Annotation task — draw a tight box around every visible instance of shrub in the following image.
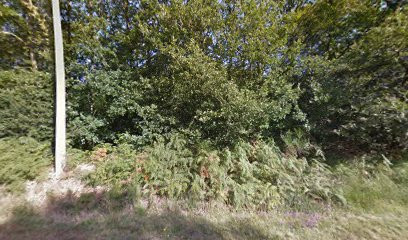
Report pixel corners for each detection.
[0,70,53,140]
[87,135,342,210]
[86,144,137,187]
[0,137,51,192]
[68,70,174,149]
[222,141,341,209]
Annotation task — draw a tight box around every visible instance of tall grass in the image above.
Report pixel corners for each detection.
[336,157,408,213]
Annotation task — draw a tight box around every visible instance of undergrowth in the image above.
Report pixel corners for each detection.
[86,135,344,210]
[1,134,406,214]
[0,137,51,192]
[84,134,408,212]
[336,156,408,213]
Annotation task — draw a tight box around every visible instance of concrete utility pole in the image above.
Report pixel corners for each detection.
[52,0,66,178]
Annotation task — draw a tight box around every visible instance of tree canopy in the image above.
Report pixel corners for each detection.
[1,0,407,153]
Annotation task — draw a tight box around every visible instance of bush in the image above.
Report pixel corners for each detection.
[68,70,174,149]
[87,135,342,210]
[0,137,52,192]
[0,70,53,140]
[144,42,276,146]
[85,144,137,187]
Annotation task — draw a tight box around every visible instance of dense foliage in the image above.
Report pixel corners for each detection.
[0,0,407,206]
[0,70,53,140]
[86,135,342,209]
[1,0,407,151]
[0,137,51,192]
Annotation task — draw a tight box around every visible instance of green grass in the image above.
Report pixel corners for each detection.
[336,160,408,214]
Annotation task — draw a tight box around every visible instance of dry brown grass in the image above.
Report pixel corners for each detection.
[1,189,407,240]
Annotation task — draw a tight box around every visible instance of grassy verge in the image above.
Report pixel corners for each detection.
[0,192,407,240]
[0,137,407,239]
[1,161,407,240]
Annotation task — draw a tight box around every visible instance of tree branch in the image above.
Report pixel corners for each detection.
[0,31,24,42]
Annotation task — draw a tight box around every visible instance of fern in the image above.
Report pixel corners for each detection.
[87,135,342,210]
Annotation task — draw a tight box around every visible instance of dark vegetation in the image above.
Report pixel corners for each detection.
[0,0,407,220]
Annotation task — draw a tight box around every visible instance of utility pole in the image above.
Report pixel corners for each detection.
[52,0,66,178]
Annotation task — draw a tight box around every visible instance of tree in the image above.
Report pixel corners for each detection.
[0,0,50,70]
